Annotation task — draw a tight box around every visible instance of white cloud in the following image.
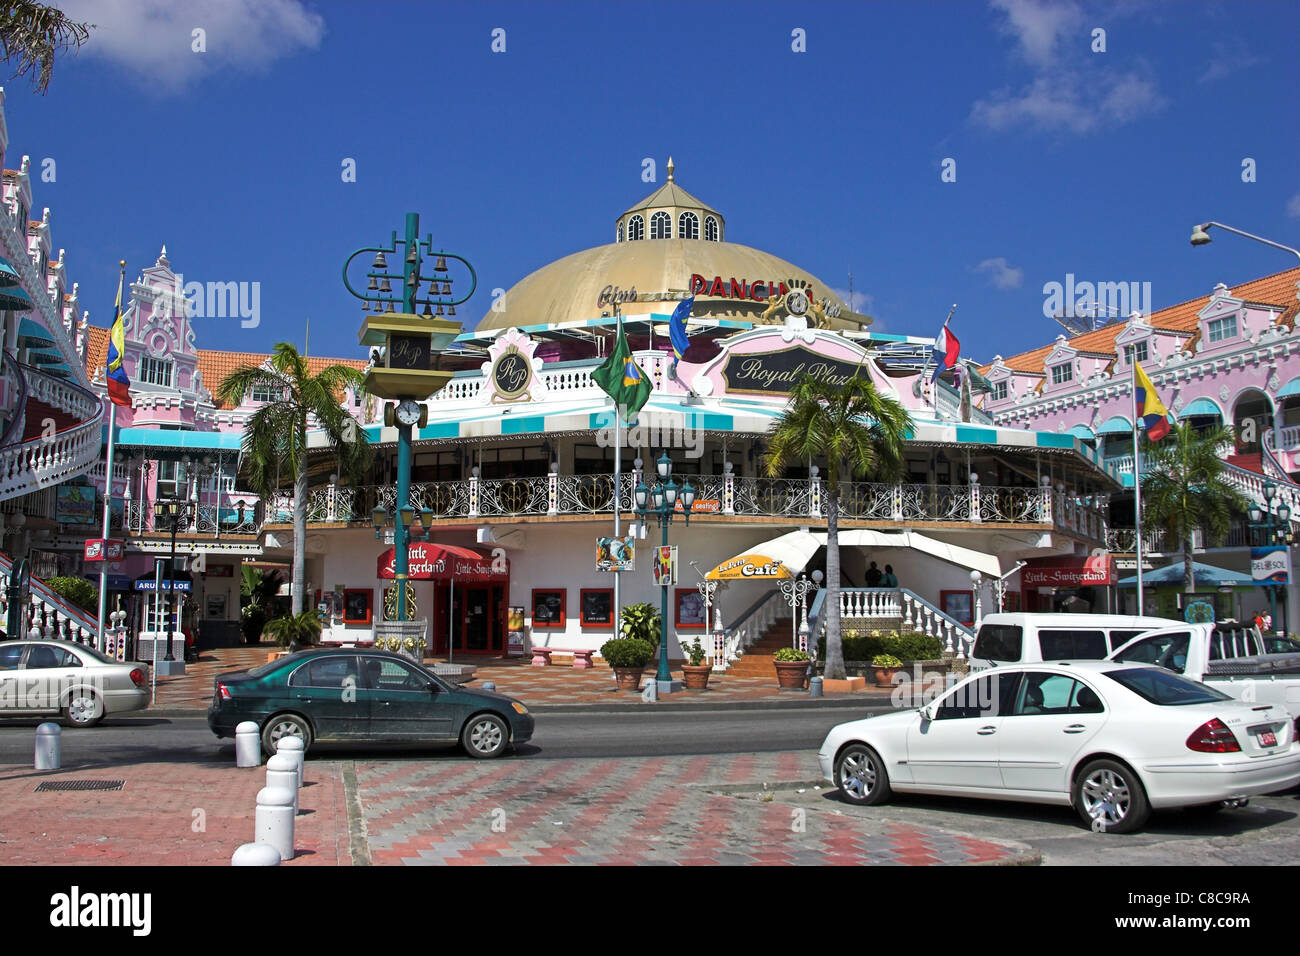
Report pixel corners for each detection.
[830,287,875,315]
[989,0,1084,68]
[972,257,1024,290]
[1199,38,1265,85]
[972,1,1165,134]
[1287,193,1300,219]
[61,0,325,89]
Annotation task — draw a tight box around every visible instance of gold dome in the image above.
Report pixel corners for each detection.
[477,159,865,332]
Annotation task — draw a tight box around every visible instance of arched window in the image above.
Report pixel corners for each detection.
[678,211,699,240]
[704,216,719,242]
[650,211,671,239]
[616,222,624,243]
[627,215,645,241]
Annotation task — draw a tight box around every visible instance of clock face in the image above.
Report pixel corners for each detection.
[396,400,422,426]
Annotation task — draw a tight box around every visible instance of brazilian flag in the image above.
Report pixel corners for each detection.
[592,322,651,420]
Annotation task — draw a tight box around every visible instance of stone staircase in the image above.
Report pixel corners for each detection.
[723,616,795,677]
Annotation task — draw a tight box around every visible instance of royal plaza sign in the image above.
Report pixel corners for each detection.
[723,346,866,395]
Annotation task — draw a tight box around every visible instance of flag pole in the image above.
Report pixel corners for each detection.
[612,302,623,634]
[96,260,126,650]
[1132,360,1144,616]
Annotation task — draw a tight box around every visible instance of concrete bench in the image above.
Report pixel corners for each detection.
[530,647,595,669]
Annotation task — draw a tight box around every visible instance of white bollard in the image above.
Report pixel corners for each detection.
[255,786,295,862]
[266,754,299,816]
[35,722,61,770]
[235,722,261,768]
[231,842,281,866]
[276,734,304,788]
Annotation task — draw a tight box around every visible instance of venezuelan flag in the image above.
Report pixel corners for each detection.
[1134,362,1170,441]
[106,269,131,407]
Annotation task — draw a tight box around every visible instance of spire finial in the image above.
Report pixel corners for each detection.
[666,156,674,182]
[157,244,169,268]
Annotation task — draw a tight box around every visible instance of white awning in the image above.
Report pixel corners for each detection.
[823,530,1002,577]
[706,529,1002,580]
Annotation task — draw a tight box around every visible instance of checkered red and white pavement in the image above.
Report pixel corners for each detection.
[354,752,1032,866]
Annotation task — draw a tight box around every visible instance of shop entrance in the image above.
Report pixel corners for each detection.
[434,583,506,655]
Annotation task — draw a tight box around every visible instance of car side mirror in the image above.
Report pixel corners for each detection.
[920,702,937,722]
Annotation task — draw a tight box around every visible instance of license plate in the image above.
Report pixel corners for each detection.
[1260,731,1277,747]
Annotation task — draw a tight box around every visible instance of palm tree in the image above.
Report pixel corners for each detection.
[0,2,92,94]
[216,342,369,618]
[765,374,910,680]
[1141,422,1250,593]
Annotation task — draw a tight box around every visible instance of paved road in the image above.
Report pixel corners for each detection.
[0,706,868,766]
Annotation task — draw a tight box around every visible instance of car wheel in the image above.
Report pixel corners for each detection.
[1074,759,1150,834]
[834,743,891,806]
[64,690,103,728]
[261,714,313,756]
[462,713,509,759]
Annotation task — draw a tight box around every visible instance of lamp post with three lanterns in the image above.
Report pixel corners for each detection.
[1248,481,1293,637]
[634,453,696,692]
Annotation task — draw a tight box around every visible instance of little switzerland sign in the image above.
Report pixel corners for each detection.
[722,346,866,395]
[376,543,508,581]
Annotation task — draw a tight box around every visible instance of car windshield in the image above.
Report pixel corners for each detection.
[1103,667,1231,706]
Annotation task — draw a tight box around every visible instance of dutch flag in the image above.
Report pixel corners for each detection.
[930,321,960,383]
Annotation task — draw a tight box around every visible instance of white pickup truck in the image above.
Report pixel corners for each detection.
[1109,623,1300,717]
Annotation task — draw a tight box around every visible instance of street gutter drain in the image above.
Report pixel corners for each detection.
[35,780,125,792]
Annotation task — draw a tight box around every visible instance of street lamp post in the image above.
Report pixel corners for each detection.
[152,498,193,663]
[344,214,475,630]
[1190,222,1300,268]
[1248,481,1293,636]
[634,453,696,691]
[779,572,820,652]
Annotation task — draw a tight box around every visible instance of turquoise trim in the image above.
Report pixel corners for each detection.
[502,415,546,435]
[1036,432,1075,449]
[417,422,459,439]
[1097,416,1131,435]
[954,426,998,444]
[117,428,244,450]
[1180,397,1223,418]
[1277,377,1300,399]
[1065,424,1095,440]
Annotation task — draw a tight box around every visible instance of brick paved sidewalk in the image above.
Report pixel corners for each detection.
[149,648,893,711]
[356,752,1036,866]
[0,757,350,866]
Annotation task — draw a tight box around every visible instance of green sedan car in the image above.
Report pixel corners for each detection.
[207,649,533,758]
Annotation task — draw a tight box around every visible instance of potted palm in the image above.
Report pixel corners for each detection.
[601,637,655,691]
[619,602,661,652]
[679,637,711,690]
[872,653,903,689]
[773,646,811,689]
[263,610,323,654]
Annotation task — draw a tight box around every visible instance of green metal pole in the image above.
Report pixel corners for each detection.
[394,212,419,623]
[657,515,670,683]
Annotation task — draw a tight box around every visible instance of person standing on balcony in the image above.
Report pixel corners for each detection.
[865,562,883,587]
[882,564,898,588]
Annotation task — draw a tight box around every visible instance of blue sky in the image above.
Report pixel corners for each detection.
[7,0,1299,363]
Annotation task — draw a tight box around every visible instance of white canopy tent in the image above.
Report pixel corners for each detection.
[705,529,1002,580]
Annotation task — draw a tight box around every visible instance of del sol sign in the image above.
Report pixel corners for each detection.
[722,346,866,395]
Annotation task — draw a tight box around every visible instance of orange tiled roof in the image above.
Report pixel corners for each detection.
[989,266,1300,375]
[80,325,366,410]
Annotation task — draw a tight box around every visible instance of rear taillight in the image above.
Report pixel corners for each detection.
[1187,718,1241,753]
[217,683,232,701]
[129,668,146,688]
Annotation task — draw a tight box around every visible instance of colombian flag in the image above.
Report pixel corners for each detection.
[1134,362,1170,441]
[106,270,131,407]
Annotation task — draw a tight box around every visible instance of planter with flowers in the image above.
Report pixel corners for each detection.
[679,637,711,690]
[773,646,811,689]
[873,653,904,689]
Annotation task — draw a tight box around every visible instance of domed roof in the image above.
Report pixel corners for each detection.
[477,159,863,332]
[476,238,855,331]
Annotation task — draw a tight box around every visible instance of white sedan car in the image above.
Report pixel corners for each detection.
[818,660,1300,833]
[0,639,150,726]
